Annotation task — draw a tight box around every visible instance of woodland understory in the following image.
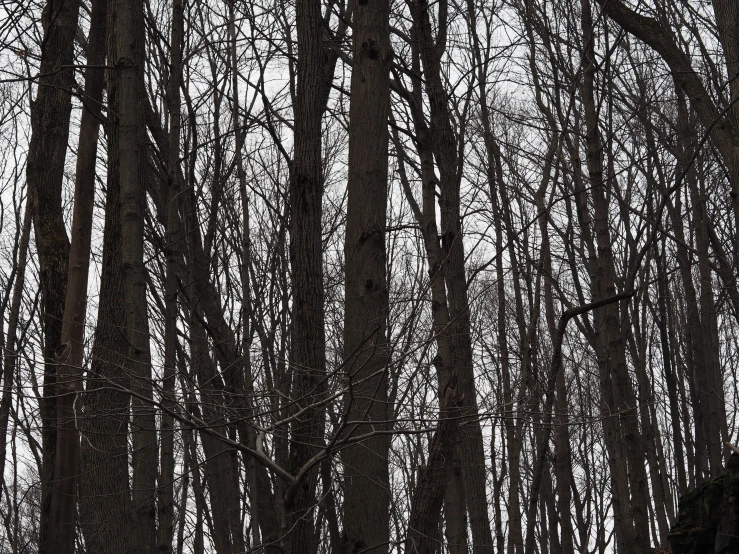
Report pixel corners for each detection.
[0,0,738,552]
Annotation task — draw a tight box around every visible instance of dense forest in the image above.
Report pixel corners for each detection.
[0,0,737,551]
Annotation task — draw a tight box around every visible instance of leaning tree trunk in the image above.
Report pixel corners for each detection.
[410,0,494,551]
[394,84,466,554]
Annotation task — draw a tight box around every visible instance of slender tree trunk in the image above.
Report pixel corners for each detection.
[671,88,713,481]
[78,22,134,548]
[25,0,79,548]
[158,0,184,548]
[227,4,261,551]
[580,2,650,551]
[404,385,461,554]
[286,0,325,550]
[410,0,493,551]
[47,0,108,548]
[188,313,242,554]
[655,240,688,496]
[115,0,158,546]
[690,164,728,474]
[629,297,670,544]
[0,201,32,484]
[394,85,465,554]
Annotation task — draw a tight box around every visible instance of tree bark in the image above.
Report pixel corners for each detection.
[409,0,494,551]
[580,2,650,551]
[340,0,393,549]
[158,0,184,548]
[404,385,461,554]
[25,0,79,548]
[47,0,108,548]
[115,0,158,546]
[78,21,135,548]
[286,0,326,550]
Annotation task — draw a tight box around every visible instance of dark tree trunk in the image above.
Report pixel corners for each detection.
[580,2,650,551]
[25,0,79,549]
[286,0,326,550]
[114,0,158,547]
[78,19,135,548]
[48,0,108,549]
[158,0,184,547]
[340,0,393,549]
[409,0,494,551]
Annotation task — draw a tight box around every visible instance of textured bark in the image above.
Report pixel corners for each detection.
[340,0,392,550]
[78,29,135,549]
[286,0,325,550]
[25,0,79,549]
[78,158,135,554]
[115,0,158,546]
[444,453,469,554]
[404,386,461,554]
[47,0,108,548]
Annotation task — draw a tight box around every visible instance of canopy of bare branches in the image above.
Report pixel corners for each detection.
[0,0,737,552]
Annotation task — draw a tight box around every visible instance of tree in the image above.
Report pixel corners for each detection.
[3,0,739,552]
[340,0,393,549]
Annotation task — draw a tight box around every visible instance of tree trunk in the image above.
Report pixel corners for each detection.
[286,0,326,550]
[404,385,461,554]
[340,0,393,550]
[115,0,158,546]
[25,0,79,548]
[580,2,650,551]
[410,0,493,551]
[0,201,33,485]
[48,0,108,548]
[690,163,728,474]
[78,26,135,548]
[157,0,184,548]
[655,240,688,496]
